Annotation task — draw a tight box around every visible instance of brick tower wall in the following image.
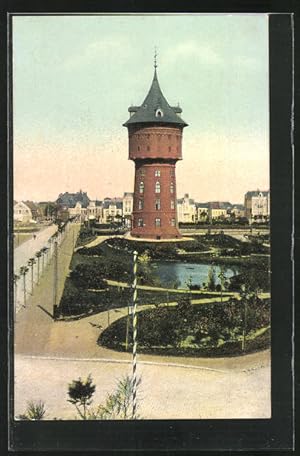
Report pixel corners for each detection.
[128,124,183,239]
[128,126,182,161]
[131,162,180,239]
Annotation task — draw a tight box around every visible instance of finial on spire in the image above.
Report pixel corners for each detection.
[154,46,158,69]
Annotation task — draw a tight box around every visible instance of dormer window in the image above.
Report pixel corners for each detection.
[155,108,163,117]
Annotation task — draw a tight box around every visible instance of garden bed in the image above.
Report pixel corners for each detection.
[98,298,270,357]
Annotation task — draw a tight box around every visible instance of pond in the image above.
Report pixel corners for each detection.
[151,261,237,289]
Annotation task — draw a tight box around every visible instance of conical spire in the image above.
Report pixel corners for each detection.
[123,63,187,127]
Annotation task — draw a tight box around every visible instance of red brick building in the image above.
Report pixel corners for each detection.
[123,65,188,239]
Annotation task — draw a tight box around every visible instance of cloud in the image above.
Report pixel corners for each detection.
[165,40,222,66]
[63,36,130,70]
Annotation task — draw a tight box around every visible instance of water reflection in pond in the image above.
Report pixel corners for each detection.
[151,261,237,289]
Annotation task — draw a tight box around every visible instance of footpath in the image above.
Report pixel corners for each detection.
[14,223,80,355]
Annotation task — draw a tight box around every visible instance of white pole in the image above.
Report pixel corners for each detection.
[132,250,138,419]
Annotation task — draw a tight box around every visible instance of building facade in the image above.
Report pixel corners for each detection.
[177,194,196,223]
[123,63,188,239]
[244,190,270,221]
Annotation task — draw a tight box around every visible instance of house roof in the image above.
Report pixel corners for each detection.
[56,190,90,208]
[177,198,195,205]
[208,201,232,210]
[196,203,209,209]
[245,190,269,198]
[123,69,187,128]
[23,201,39,212]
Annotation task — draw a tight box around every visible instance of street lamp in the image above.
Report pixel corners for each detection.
[240,284,248,351]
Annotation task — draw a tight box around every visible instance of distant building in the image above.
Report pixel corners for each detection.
[244,190,270,221]
[14,201,33,224]
[123,192,134,228]
[230,204,246,219]
[195,203,209,222]
[56,190,90,209]
[102,198,123,224]
[177,194,196,223]
[208,202,232,221]
[14,201,41,224]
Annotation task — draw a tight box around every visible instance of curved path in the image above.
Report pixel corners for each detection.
[14,229,271,420]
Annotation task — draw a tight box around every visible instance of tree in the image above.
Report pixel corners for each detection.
[18,400,46,420]
[67,374,96,420]
[41,247,48,273]
[207,266,217,291]
[35,251,42,283]
[28,258,36,295]
[89,375,142,420]
[19,266,29,307]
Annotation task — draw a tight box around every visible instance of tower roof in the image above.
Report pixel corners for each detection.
[123,69,188,128]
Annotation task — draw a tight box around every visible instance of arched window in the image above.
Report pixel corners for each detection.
[155,108,163,117]
[138,218,143,227]
[171,200,175,209]
[170,182,174,194]
[155,170,160,177]
[155,181,161,193]
[155,199,161,210]
[138,200,143,210]
[139,181,144,194]
[155,218,161,227]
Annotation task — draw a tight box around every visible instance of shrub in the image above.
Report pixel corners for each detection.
[18,400,46,420]
[70,263,107,289]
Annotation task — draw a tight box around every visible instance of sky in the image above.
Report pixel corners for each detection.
[13,14,269,204]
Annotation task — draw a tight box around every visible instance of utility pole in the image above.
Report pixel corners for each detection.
[131,250,138,419]
[53,240,58,319]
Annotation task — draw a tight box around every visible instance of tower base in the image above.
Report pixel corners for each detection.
[130,227,182,240]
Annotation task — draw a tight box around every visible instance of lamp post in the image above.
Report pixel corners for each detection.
[240,284,248,351]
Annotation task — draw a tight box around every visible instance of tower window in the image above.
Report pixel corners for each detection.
[138,200,143,210]
[171,200,175,209]
[155,181,161,193]
[171,218,176,226]
[155,218,161,227]
[170,182,174,194]
[139,181,144,194]
[138,218,143,227]
[155,170,161,177]
[155,199,161,210]
[155,108,163,117]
